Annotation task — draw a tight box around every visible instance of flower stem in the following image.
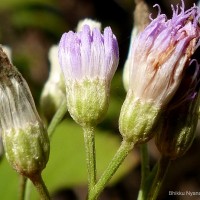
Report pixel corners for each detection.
[24,179,32,200]
[83,126,96,193]
[30,174,51,200]
[137,144,150,200]
[48,99,67,138]
[147,156,171,200]
[89,140,134,200]
[19,176,27,200]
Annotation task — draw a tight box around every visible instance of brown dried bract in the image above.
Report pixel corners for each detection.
[0,46,23,86]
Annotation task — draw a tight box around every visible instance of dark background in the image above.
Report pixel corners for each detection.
[0,0,199,199]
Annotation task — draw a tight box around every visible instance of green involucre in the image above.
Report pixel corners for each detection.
[66,79,110,127]
[2,122,50,177]
[119,92,161,144]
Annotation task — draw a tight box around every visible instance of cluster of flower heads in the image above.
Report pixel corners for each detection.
[57,1,200,141]
[1,1,200,190]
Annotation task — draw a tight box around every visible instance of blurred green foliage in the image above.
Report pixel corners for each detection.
[0,0,66,37]
[0,0,55,10]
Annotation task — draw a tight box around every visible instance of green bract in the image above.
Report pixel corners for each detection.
[2,123,49,177]
[67,79,109,127]
[119,91,160,144]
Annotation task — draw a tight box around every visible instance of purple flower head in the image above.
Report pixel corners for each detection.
[128,0,200,107]
[58,25,119,83]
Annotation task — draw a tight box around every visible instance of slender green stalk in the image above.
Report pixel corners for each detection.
[137,161,158,200]
[19,176,27,200]
[47,99,67,138]
[30,174,51,200]
[89,140,134,200]
[24,179,32,200]
[147,156,171,200]
[137,144,150,200]
[83,126,96,193]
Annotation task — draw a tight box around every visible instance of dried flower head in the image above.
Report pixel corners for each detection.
[0,47,50,177]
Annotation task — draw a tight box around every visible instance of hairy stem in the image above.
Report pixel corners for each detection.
[137,144,150,200]
[89,140,134,200]
[83,126,96,194]
[30,174,51,200]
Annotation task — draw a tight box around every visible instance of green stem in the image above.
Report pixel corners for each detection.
[24,179,32,200]
[137,144,150,200]
[83,126,96,193]
[48,99,67,138]
[30,174,51,200]
[89,140,134,200]
[147,156,171,200]
[19,176,27,200]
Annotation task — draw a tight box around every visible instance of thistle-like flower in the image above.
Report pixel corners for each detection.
[0,47,50,178]
[129,2,200,106]
[119,1,200,143]
[156,60,200,159]
[58,25,119,127]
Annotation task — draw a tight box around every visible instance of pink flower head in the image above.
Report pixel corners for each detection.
[58,25,119,83]
[128,0,200,107]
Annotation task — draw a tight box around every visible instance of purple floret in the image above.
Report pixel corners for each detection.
[58,25,119,82]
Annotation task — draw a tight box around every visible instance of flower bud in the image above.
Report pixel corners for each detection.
[40,45,65,121]
[76,18,101,32]
[119,2,200,144]
[58,25,119,127]
[156,60,200,159]
[0,47,50,178]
